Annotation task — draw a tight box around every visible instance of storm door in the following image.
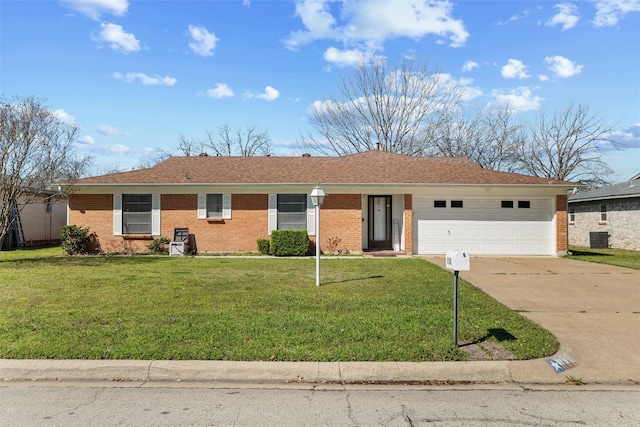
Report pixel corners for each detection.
[368,195,392,249]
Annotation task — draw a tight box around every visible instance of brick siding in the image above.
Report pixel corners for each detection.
[556,194,568,253]
[317,194,363,253]
[404,194,413,254]
[69,193,366,254]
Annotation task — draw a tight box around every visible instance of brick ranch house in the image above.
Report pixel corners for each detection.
[59,150,575,256]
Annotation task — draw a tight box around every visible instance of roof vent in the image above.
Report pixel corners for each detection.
[302,153,311,157]
[198,153,209,157]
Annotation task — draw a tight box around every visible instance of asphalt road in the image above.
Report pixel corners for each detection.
[1,382,639,426]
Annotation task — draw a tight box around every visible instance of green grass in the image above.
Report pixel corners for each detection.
[0,247,558,361]
[567,246,640,270]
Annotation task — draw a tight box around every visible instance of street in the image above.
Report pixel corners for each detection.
[1,382,639,426]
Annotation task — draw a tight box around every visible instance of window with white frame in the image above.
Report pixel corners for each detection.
[122,194,152,234]
[569,207,575,223]
[206,194,223,218]
[197,194,231,220]
[600,204,607,222]
[277,194,307,230]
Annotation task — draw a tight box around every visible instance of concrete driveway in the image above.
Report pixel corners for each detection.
[426,256,640,384]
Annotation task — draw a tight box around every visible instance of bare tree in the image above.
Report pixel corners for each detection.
[299,58,463,156]
[175,133,205,157]
[513,103,617,187]
[430,106,523,172]
[166,124,272,159]
[204,123,272,156]
[0,96,92,247]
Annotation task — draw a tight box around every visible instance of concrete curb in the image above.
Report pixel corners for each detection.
[1,359,517,384]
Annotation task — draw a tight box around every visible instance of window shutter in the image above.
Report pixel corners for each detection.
[197,194,206,219]
[268,194,277,235]
[113,194,122,236]
[306,195,315,236]
[222,194,232,220]
[151,194,161,235]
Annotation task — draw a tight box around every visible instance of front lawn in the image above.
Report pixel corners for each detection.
[567,246,640,270]
[0,248,558,361]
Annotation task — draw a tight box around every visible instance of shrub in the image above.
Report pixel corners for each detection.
[325,236,341,255]
[148,237,170,253]
[270,230,309,256]
[60,225,94,255]
[257,238,271,255]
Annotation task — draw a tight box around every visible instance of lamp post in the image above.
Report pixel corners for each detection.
[310,185,326,286]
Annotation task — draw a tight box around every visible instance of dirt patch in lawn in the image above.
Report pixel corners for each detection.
[460,341,516,361]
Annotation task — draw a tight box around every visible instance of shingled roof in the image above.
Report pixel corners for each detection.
[73,150,571,186]
[569,176,640,202]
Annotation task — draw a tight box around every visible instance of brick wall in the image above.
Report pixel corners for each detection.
[404,194,413,254]
[568,197,640,251]
[317,194,362,253]
[163,194,269,253]
[68,194,130,252]
[69,193,366,254]
[556,194,568,253]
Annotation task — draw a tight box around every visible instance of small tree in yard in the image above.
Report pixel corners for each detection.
[0,96,92,249]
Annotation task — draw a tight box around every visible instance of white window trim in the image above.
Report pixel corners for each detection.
[113,194,122,236]
[268,193,314,236]
[113,193,160,236]
[198,194,232,220]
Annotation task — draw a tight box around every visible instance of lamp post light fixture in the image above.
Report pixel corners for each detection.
[310,185,326,286]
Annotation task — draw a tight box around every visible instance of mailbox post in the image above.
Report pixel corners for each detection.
[445,251,470,347]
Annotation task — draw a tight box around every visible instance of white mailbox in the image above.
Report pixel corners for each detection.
[446,250,470,271]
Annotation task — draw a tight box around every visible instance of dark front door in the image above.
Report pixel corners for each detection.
[368,195,392,249]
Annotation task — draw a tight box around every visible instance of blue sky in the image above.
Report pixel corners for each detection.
[2,0,639,182]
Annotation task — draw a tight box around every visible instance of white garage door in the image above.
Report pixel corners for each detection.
[414,198,554,255]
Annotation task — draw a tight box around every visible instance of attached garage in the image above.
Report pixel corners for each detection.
[414,198,555,255]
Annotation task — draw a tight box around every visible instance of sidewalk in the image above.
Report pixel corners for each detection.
[2,257,639,385]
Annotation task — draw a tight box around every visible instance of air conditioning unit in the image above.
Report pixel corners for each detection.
[169,242,186,256]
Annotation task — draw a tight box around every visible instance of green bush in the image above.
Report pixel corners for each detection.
[257,238,271,255]
[270,230,309,256]
[148,237,170,253]
[60,225,94,255]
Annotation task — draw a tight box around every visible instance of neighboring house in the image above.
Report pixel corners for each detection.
[1,191,67,250]
[59,150,575,256]
[568,174,640,251]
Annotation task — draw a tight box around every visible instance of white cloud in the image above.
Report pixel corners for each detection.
[97,124,123,136]
[255,86,280,101]
[545,55,583,78]
[108,144,130,154]
[489,87,543,113]
[461,60,478,72]
[501,59,529,79]
[323,47,367,67]
[188,25,218,57]
[62,0,128,20]
[546,3,580,30]
[52,109,77,126]
[606,123,640,149]
[285,0,339,50]
[206,83,234,99]
[92,23,141,53]
[77,135,95,145]
[458,78,483,102]
[286,0,469,58]
[593,0,640,26]
[113,72,177,86]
